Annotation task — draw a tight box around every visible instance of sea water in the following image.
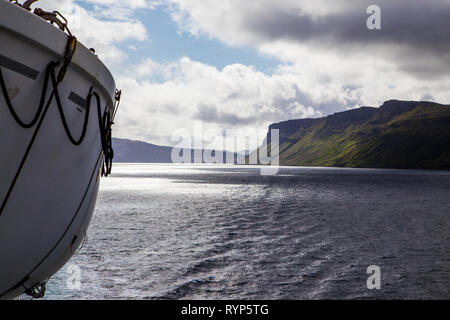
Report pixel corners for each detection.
[43,164,450,299]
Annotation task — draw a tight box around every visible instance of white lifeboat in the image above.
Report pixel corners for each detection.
[0,0,119,299]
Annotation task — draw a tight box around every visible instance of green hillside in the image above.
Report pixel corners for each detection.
[261,100,450,170]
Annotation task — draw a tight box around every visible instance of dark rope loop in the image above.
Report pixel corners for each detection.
[0,36,114,177]
[51,70,90,146]
[0,61,56,128]
[51,74,114,176]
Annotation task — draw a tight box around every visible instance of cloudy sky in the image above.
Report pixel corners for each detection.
[37,0,450,149]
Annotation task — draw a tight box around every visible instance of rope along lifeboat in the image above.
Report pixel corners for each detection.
[0,0,120,299]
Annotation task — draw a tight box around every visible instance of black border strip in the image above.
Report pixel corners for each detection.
[0,54,39,80]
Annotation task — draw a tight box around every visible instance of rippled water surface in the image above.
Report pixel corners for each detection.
[44,164,450,299]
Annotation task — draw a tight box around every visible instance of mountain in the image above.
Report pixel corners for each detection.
[112,138,173,163]
[112,138,239,163]
[260,100,450,170]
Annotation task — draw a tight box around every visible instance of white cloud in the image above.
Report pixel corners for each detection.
[114,57,325,148]
[166,0,362,46]
[163,0,450,107]
[36,0,151,66]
